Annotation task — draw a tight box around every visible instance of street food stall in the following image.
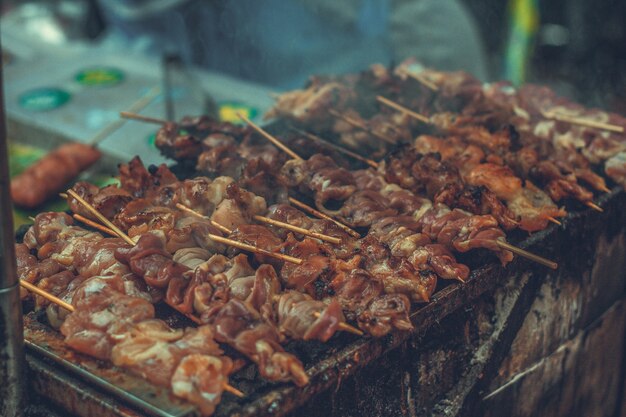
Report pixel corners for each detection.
[1,2,625,416]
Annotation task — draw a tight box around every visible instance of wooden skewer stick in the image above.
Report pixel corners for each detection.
[207,234,302,265]
[495,240,558,270]
[585,201,604,212]
[547,216,562,226]
[598,184,611,193]
[176,203,312,258]
[375,96,430,124]
[311,311,364,336]
[237,112,303,161]
[223,384,245,398]
[254,214,342,245]
[175,203,232,235]
[20,280,75,312]
[289,127,379,169]
[542,110,624,134]
[406,72,438,91]
[327,109,395,145]
[67,190,136,246]
[73,214,118,237]
[120,111,168,126]
[89,86,161,146]
[288,197,360,239]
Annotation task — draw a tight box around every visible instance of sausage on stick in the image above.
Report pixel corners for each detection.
[10,86,160,209]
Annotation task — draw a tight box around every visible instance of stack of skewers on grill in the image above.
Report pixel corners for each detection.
[16,60,626,416]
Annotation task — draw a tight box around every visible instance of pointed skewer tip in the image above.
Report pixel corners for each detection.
[547,217,562,226]
[312,311,363,336]
[20,280,75,312]
[585,201,604,212]
[223,383,245,398]
[495,240,558,270]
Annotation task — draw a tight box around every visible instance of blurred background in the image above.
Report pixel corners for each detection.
[2,0,625,105]
[1,0,625,188]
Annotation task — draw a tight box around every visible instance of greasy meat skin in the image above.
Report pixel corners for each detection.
[196,142,246,179]
[68,182,132,220]
[111,323,223,387]
[279,236,334,295]
[15,242,66,296]
[115,200,178,235]
[171,354,233,416]
[34,270,76,309]
[368,216,469,281]
[118,157,176,199]
[155,115,248,163]
[418,205,513,265]
[115,232,182,288]
[466,164,522,201]
[237,157,289,205]
[173,247,212,269]
[280,155,357,211]
[276,291,345,342]
[20,213,149,293]
[72,146,463,310]
[279,154,475,279]
[111,321,186,387]
[434,184,519,231]
[413,137,519,227]
[166,216,226,255]
[267,204,359,258]
[358,235,436,302]
[275,234,410,327]
[485,82,621,194]
[227,224,284,266]
[265,79,356,127]
[408,152,460,198]
[328,259,385,319]
[284,151,511,268]
[61,284,155,360]
[245,264,281,322]
[358,294,413,338]
[383,149,520,230]
[267,204,315,233]
[337,190,397,228]
[412,135,563,231]
[156,122,204,161]
[23,212,74,250]
[114,232,197,312]
[207,298,309,386]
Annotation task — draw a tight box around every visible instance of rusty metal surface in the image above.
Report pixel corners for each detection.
[21,185,626,416]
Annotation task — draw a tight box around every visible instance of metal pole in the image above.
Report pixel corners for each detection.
[0,37,26,417]
[162,53,176,121]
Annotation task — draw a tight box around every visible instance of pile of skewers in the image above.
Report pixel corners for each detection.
[17,60,626,416]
